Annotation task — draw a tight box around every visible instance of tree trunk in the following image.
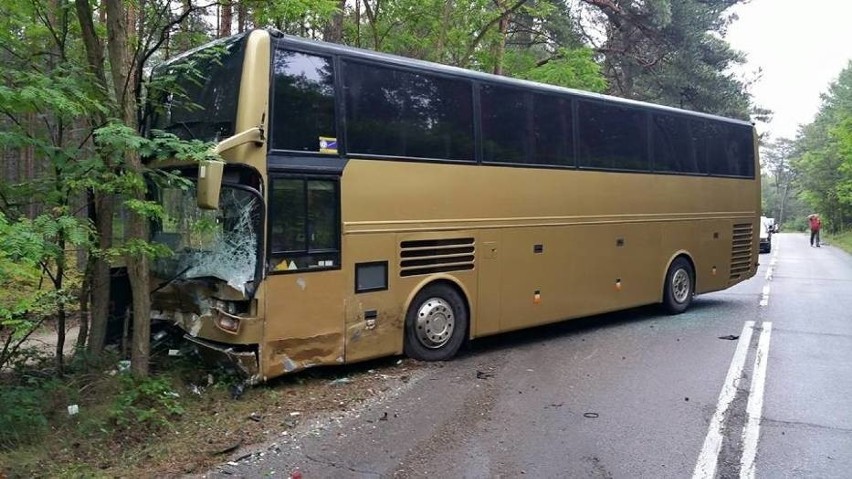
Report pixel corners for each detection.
[220,0,232,37]
[74,0,115,357]
[88,192,113,353]
[75,253,91,355]
[238,2,247,33]
[323,0,346,43]
[105,0,151,377]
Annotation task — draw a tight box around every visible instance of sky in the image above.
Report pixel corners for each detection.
[725,0,852,141]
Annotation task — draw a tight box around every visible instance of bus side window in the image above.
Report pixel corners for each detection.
[270,49,337,153]
[577,100,649,171]
[269,177,340,272]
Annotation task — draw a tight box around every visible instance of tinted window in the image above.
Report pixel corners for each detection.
[652,113,702,174]
[578,101,648,170]
[699,123,751,178]
[533,93,574,166]
[150,35,247,142]
[481,85,527,163]
[269,178,340,271]
[343,61,474,161]
[271,50,337,152]
[727,124,755,178]
[481,85,574,166]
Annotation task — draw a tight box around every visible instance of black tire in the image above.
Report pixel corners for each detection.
[403,283,468,361]
[662,257,695,314]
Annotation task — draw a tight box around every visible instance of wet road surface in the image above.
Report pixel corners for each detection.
[207,232,852,478]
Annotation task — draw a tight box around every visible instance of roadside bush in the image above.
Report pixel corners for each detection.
[0,383,50,449]
[110,375,185,437]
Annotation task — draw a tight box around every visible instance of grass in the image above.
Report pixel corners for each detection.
[827,230,852,254]
[0,350,416,478]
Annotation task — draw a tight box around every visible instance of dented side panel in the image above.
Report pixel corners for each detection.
[261,269,346,378]
[342,233,406,363]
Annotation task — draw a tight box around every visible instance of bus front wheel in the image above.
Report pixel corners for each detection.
[663,257,694,314]
[404,284,468,361]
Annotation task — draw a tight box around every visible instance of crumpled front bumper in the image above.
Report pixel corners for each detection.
[183,334,261,385]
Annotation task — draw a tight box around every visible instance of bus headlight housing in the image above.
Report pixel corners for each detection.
[213,306,241,334]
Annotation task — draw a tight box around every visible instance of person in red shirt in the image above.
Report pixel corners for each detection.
[808,214,822,247]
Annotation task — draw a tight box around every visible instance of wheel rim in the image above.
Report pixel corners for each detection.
[415,297,455,349]
[672,268,691,304]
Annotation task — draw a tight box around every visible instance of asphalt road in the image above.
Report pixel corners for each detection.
[208,232,852,478]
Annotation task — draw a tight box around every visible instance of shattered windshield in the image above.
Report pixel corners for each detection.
[148,34,247,142]
[152,181,261,295]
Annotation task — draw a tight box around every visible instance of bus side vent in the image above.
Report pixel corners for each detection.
[730,223,754,282]
[399,238,475,277]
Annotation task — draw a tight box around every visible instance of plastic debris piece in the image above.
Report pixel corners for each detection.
[67,404,79,416]
[230,383,245,400]
[718,335,740,340]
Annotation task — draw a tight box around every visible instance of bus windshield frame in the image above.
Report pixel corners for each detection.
[148,33,248,142]
[150,172,263,297]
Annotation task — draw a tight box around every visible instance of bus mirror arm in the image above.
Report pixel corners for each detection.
[214,126,265,155]
[198,127,265,210]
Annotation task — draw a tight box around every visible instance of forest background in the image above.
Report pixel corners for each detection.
[1,0,850,475]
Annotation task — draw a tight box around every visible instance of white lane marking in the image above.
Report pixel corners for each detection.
[759,285,770,307]
[692,321,756,479]
[765,242,779,280]
[740,322,772,479]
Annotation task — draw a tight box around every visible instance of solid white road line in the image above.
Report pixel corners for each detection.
[740,322,773,479]
[692,321,756,479]
[759,285,770,307]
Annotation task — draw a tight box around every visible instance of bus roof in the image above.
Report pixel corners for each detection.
[269,29,754,129]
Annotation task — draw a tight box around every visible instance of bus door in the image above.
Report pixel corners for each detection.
[263,175,345,375]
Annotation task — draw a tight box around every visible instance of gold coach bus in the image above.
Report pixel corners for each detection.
[146,29,759,383]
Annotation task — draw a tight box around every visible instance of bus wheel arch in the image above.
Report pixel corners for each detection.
[662,253,696,315]
[402,277,471,361]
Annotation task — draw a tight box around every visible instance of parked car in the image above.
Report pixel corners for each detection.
[759,216,773,253]
[765,217,778,233]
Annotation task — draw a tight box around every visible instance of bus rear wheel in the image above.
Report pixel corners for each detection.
[404,284,468,361]
[663,257,694,314]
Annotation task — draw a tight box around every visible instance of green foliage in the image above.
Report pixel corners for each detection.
[0,211,88,369]
[0,385,51,449]
[252,0,340,34]
[577,0,753,117]
[790,60,852,232]
[516,48,607,92]
[0,375,69,451]
[110,375,185,430]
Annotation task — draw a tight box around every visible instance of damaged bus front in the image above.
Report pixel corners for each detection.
[146,31,271,383]
[150,177,264,379]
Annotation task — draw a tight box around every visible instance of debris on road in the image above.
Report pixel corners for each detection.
[329,377,352,386]
[230,383,245,399]
[718,335,740,340]
[583,412,599,418]
[476,370,493,379]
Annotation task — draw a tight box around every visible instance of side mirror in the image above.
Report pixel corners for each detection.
[197,127,265,210]
[197,160,224,210]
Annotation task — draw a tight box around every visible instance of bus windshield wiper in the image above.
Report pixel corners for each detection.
[163,121,204,139]
[151,265,192,295]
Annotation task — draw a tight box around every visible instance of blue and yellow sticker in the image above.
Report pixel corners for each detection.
[319,136,338,154]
